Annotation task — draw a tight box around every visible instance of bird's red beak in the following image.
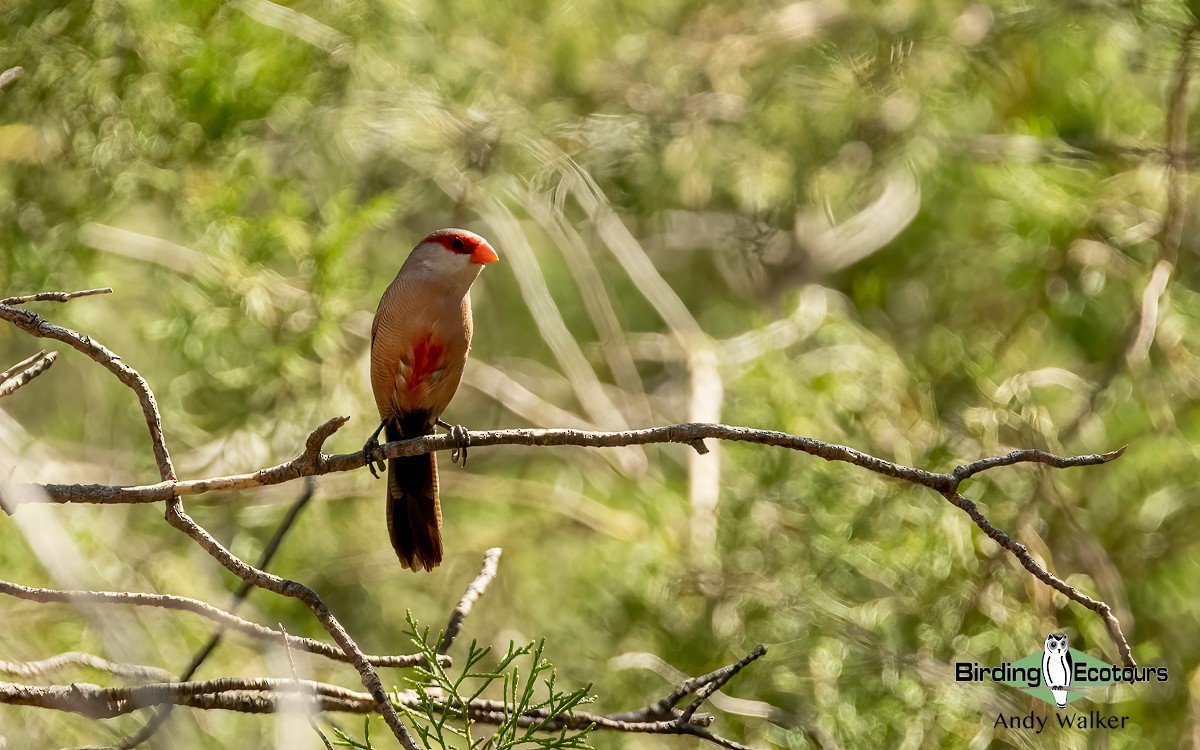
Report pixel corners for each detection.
[470,242,499,265]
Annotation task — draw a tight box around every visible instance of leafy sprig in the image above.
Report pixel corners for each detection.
[334,614,594,750]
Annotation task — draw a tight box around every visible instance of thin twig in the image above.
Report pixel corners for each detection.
[664,646,768,722]
[0,288,113,305]
[0,676,760,749]
[952,446,1127,482]
[0,350,50,382]
[610,651,784,720]
[0,653,173,682]
[114,478,320,749]
[941,491,1134,667]
[162,495,423,750]
[0,351,57,398]
[0,301,174,481]
[679,648,765,724]
[440,547,502,655]
[0,580,436,670]
[281,624,335,750]
[0,300,419,749]
[183,477,320,677]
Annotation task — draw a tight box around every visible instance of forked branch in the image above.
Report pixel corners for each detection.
[0,288,1136,749]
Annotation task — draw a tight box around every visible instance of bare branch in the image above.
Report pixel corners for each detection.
[0,674,759,749]
[0,299,412,742]
[610,651,784,721]
[0,677,375,719]
[0,351,57,398]
[673,645,767,722]
[0,287,1137,737]
[0,580,437,670]
[0,350,51,382]
[952,445,1127,483]
[0,653,173,682]
[0,288,113,305]
[440,547,502,655]
[941,491,1134,666]
[0,302,174,481]
[5,422,1123,510]
[161,495,423,750]
[114,478,321,749]
[2,564,761,748]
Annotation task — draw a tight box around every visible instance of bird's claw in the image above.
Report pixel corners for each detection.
[436,419,471,468]
[449,424,470,468]
[363,435,386,479]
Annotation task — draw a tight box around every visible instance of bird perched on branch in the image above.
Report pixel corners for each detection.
[364,228,499,571]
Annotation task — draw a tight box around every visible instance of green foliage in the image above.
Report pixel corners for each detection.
[2,0,1200,748]
[332,614,593,750]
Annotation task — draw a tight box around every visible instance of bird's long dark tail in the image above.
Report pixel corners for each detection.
[385,417,442,571]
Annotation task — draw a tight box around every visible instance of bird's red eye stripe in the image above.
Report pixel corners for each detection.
[424,233,474,255]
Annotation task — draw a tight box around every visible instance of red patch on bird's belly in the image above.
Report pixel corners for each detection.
[408,335,445,393]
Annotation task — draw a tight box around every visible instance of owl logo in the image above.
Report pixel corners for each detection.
[1042,633,1073,709]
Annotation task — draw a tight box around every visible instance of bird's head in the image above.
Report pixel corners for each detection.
[408,228,500,283]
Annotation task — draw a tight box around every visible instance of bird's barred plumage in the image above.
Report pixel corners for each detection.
[369,229,498,571]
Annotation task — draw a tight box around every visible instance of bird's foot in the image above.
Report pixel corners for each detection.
[362,434,386,479]
[437,419,470,468]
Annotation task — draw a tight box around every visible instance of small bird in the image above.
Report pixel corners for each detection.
[365,228,499,571]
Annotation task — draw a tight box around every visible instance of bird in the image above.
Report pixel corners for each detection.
[364,228,499,571]
[1041,633,1072,709]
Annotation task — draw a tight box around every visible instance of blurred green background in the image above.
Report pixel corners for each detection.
[2,0,1198,747]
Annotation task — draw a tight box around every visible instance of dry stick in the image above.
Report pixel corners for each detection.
[440,548,502,655]
[3,551,757,748]
[0,302,174,481]
[0,677,376,719]
[0,665,760,750]
[610,651,783,721]
[0,295,1138,733]
[0,351,57,398]
[0,299,421,749]
[115,478,321,749]
[0,653,173,682]
[162,494,422,750]
[9,422,1123,508]
[0,580,433,670]
[665,646,768,723]
[4,419,1132,664]
[0,350,51,382]
[190,478,319,670]
[462,646,770,750]
[1,288,113,306]
[941,490,1134,667]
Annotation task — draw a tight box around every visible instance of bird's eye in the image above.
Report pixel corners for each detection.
[451,237,465,251]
